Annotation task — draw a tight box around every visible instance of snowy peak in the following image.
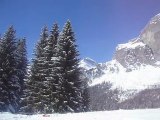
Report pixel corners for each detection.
[116,38,145,51]
[149,13,160,25]
[79,57,97,70]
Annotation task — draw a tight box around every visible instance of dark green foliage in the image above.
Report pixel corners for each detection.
[16,38,28,95]
[21,21,89,114]
[44,23,60,113]
[55,21,83,113]
[50,23,59,47]
[22,26,49,113]
[0,26,21,113]
[0,34,7,111]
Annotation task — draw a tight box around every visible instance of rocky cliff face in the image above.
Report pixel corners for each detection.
[114,13,160,70]
[114,38,156,71]
[140,13,160,60]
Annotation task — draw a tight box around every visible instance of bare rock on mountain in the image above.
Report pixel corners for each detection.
[114,38,155,71]
[140,13,160,60]
[114,14,160,71]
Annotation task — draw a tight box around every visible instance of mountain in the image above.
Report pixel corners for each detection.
[79,58,105,81]
[79,57,97,70]
[80,13,160,110]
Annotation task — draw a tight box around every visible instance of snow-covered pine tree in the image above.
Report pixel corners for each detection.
[56,20,83,113]
[0,26,20,113]
[43,23,60,113]
[19,64,33,114]
[50,23,59,46]
[0,34,7,112]
[31,26,49,113]
[20,26,49,114]
[16,38,28,96]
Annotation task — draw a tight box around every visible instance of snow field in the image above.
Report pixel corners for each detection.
[1,109,160,120]
[91,61,160,90]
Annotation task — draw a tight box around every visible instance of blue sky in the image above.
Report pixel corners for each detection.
[0,0,160,62]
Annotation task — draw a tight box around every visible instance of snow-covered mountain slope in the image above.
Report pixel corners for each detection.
[82,58,160,91]
[79,14,160,109]
[79,57,97,70]
[79,58,105,80]
[1,109,160,120]
[91,62,160,90]
[80,13,160,92]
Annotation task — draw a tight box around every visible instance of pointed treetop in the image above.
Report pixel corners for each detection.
[65,20,72,28]
[39,26,49,44]
[52,22,59,31]
[8,25,14,30]
[50,22,59,37]
[4,25,16,37]
[67,19,71,23]
[61,20,74,36]
[34,26,49,57]
[41,26,48,37]
[49,22,59,46]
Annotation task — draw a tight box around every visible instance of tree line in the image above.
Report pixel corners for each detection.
[0,21,89,114]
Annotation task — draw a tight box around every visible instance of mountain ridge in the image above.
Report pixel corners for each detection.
[79,14,160,109]
[80,13,160,89]
[79,13,160,111]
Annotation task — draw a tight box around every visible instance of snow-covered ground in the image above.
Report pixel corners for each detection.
[1,109,160,120]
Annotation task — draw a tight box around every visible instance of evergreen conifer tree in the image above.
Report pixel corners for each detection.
[20,26,49,113]
[0,26,20,113]
[56,21,83,113]
[16,38,28,96]
[0,34,7,111]
[31,26,49,113]
[20,22,89,114]
[43,23,59,113]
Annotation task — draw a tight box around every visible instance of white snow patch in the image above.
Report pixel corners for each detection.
[116,39,145,50]
[155,61,160,65]
[104,59,126,73]
[79,57,97,70]
[150,13,160,24]
[90,60,160,91]
[1,109,160,120]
